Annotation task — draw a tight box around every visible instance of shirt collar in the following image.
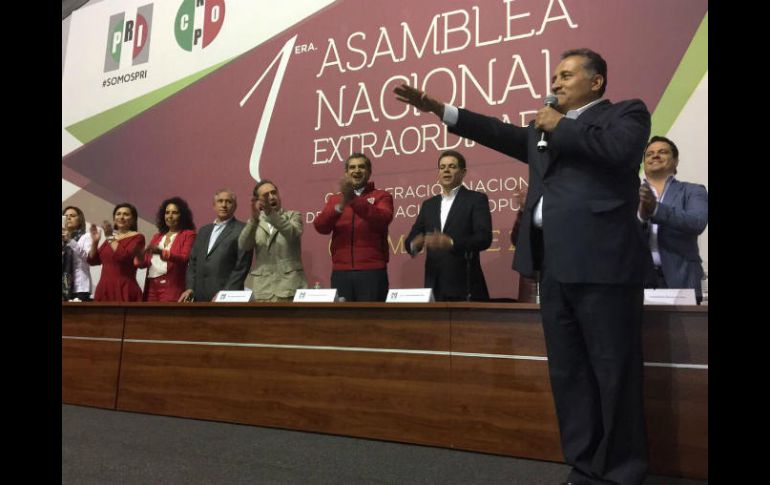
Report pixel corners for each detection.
[441,184,462,199]
[213,217,233,227]
[565,98,604,119]
[643,174,676,191]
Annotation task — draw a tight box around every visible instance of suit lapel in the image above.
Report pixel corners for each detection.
[443,187,466,233]
[543,100,611,176]
[259,220,278,250]
[207,220,233,257]
[200,225,214,256]
[428,195,442,232]
[662,178,682,205]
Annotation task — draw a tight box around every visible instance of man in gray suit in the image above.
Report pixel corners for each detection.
[639,136,708,302]
[238,180,306,301]
[178,188,253,302]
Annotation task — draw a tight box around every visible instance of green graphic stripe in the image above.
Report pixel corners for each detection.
[66,59,232,144]
[650,11,708,137]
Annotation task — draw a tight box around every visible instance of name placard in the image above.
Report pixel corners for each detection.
[214,290,253,302]
[643,288,697,306]
[386,288,435,303]
[293,288,338,302]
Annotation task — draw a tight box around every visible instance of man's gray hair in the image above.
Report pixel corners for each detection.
[213,188,237,203]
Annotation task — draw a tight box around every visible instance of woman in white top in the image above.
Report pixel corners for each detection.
[62,206,93,301]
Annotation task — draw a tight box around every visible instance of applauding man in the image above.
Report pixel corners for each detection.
[238,180,307,301]
[313,153,394,301]
[405,150,492,301]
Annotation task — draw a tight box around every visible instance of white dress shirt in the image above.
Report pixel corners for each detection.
[207,217,233,254]
[638,175,673,268]
[440,185,461,231]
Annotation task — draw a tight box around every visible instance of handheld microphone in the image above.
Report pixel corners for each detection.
[537,94,559,152]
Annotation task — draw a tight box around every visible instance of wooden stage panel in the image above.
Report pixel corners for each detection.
[644,367,708,479]
[62,306,124,339]
[61,302,707,479]
[123,304,451,351]
[451,307,546,356]
[62,340,123,409]
[117,343,454,447]
[450,356,562,460]
[62,306,124,408]
[642,307,708,365]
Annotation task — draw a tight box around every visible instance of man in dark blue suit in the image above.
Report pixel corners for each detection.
[639,136,708,303]
[405,150,492,301]
[396,48,652,485]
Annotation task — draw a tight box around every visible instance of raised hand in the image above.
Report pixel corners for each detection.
[101,220,113,239]
[638,184,657,221]
[260,194,273,216]
[339,176,355,205]
[393,84,444,116]
[89,224,101,245]
[250,197,263,221]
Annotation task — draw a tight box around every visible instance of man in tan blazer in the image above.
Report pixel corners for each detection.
[238,180,306,301]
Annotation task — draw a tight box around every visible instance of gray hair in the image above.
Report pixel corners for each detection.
[213,188,237,203]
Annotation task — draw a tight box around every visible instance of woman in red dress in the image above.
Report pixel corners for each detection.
[135,196,197,302]
[87,203,145,302]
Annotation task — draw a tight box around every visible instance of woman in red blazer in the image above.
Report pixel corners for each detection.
[136,196,197,302]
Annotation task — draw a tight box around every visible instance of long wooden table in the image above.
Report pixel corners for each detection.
[62,302,707,479]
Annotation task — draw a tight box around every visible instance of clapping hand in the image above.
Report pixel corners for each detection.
[90,223,101,244]
[101,220,113,239]
[339,176,355,205]
[424,230,453,251]
[638,183,657,221]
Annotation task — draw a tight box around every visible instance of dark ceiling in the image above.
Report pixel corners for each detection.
[62,0,92,20]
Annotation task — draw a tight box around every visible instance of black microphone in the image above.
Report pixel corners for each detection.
[537,94,559,152]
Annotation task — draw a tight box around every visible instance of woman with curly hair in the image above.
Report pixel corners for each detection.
[136,196,197,302]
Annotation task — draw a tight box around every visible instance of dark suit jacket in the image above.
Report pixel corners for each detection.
[185,218,253,302]
[405,186,492,300]
[450,99,652,284]
[644,178,708,297]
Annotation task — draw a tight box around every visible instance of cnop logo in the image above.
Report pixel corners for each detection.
[104,4,153,73]
[175,0,225,51]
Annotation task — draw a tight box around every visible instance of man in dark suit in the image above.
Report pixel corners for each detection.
[395,48,652,485]
[178,188,253,302]
[405,150,492,301]
[639,136,708,302]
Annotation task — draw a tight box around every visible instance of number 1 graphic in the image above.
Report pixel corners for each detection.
[240,35,297,181]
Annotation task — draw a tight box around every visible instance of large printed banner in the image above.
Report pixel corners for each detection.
[62,0,708,298]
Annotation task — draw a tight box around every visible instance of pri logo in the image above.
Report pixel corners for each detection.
[104,4,153,73]
[175,0,225,51]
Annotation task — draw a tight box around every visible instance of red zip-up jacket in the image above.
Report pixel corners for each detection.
[313,182,394,271]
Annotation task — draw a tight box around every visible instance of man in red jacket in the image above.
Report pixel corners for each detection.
[313,153,394,301]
